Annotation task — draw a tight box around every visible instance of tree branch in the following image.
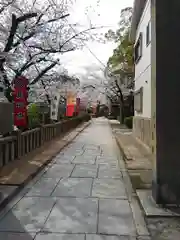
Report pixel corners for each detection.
[17,13,37,23]
[28,27,98,53]
[0,0,15,14]
[35,5,51,25]
[115,79,123,103]
[13,31,36,48]
[15,57,49,77]
[29,45,75,53]
[59,27,96,50]
[4,13,37,53]
[13,14,70,48]
[37,13,70,26]
[4,14,17,52]
[30,61,58,85]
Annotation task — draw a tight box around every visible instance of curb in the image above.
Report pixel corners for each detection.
[115,135,130,162]
[0,120,91,211]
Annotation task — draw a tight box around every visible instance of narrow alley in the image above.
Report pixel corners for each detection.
[0,118,148,240]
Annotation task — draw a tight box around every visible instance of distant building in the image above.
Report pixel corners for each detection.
[130,0,151,147]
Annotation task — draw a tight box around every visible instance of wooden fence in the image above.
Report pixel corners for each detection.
[0,115,90,167]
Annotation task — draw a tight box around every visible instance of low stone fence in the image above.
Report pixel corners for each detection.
[0,114,90,167]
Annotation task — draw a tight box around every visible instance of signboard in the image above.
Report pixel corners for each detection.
[66,91,76,117]
[50,92,60,120]
[13,76,28,127]
[66,104,75,117]
[75,98,80,115]
[67,91,76,105]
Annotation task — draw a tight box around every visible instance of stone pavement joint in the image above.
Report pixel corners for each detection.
[0,117,151,240]
[110,120,152,190]
[0,121,90,209]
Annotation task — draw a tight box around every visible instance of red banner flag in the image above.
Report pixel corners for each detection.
[13,76,28,127]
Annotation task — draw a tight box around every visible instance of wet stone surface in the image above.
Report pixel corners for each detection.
[42,164,75,178]
[51,178,93,197]
[98,199,136,236]
[0,232,36,240]
[98,164,122,179]
[71,164,98,178]
[35,233,85,240]
[0,197,56,232]
[147,218,180,240]
[0,118,154,240]
[92,179,127,199]
[0,185,18,206]
[43,198,98,233]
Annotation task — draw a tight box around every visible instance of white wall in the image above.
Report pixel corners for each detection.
[134,0,151,118]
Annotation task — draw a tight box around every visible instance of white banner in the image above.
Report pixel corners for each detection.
[50,92,60,120]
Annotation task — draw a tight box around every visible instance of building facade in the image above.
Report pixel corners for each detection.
[131,0,151,147]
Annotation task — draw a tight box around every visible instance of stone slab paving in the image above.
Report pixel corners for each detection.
[51,178,93,197]
[0,185,18,206]
[53,155,76,164]
[43,198,98,233]
[25,178,60,197]
[0,118,149,240]
[0,197,56,232]
[35,233,85,240]
[96,156,118,166]
[0,232,36,240]
[98,165,122,179]
[87,235,136,240]
[92,179,127,199]
[98,199,136,236]
[72,155,96,164]
[42,164,75,178]
[71,164,98,178]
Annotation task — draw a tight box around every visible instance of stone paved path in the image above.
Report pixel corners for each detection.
[0,118,144,240]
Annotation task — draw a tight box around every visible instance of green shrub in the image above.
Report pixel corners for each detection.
[27,103,40,128]
[124,116,133,129]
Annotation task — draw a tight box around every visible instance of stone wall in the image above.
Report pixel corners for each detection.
[133,116,151,147]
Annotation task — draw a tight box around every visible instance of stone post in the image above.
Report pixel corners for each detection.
[151,0,180,205]
[40,126,44,146]
[13,130,22,159]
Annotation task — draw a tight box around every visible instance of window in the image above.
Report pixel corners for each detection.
[134,33,143,63]
[146,21,151,46]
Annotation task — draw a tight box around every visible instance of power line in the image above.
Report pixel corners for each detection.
[66,21,121,87]
[66,21,107,71]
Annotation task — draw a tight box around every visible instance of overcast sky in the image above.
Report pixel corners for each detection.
[60,0,133,82]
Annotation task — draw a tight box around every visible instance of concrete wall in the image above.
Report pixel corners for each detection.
[134,0,151,118]
[133,116,151,147]
[133,0,151,146]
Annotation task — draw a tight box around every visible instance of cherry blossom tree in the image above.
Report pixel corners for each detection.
[0,0,102,101]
